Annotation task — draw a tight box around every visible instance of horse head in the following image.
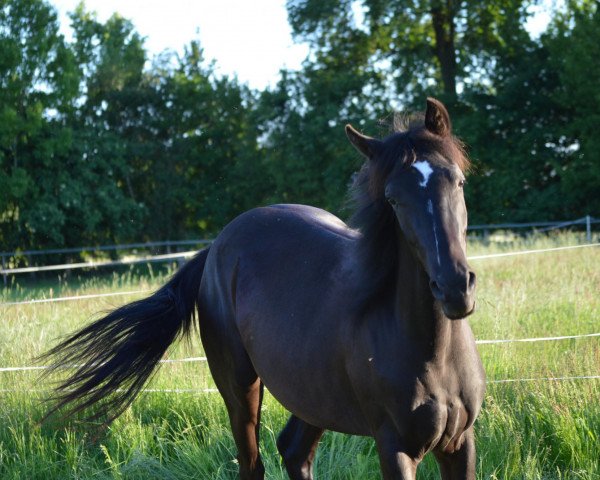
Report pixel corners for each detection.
[346,98,475,319]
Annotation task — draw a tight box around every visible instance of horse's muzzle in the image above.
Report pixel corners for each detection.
[429,270,476,320]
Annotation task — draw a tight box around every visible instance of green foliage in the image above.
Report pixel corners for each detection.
[455,41,571,223]
[256,68,381,214]
[287,0,536,101]
[279,0,599,224]
[544,1,600,218]
[456,0,600,222]
[0,0,79,248]
[0,0,267,251]
[0,0,599,252]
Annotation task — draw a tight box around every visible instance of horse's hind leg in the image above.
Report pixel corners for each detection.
[224,376,265,480]
[277,415,324,480]
[202,329,265,479]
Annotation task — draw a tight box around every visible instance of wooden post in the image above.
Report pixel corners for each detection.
[586,215,592,243]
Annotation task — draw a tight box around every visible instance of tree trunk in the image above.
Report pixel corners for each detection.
[431,0,457,99]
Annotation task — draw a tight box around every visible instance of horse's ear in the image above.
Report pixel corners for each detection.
[425,97,452,137]
[345,124,381,159]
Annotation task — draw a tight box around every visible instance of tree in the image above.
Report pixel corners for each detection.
[287,0,537,103]
[256,63,388,216]
[0,0,80,249]
[455,44,569,223]
[144,42,269,237]
[276,0,554,223]
[66,8,268,241]
[544,0,600,218]
[25,5,147,248]
[455,0,600,223]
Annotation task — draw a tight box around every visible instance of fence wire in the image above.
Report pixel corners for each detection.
[1,242,598,389]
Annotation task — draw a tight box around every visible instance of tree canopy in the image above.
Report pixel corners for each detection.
[0,0,598,252]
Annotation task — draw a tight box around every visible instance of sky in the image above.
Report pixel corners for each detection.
[49,0,555,91]
[49,0,310,90]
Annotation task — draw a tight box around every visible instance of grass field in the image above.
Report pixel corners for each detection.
[1,233,599,479]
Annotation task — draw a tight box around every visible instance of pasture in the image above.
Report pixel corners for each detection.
[1,234,598,479]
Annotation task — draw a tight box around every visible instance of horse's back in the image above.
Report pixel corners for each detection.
[220,203,357,249]
[206,203,356,282]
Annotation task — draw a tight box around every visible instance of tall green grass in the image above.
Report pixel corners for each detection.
[1,235,598,479]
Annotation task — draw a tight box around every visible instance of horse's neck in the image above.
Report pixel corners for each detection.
[393,234,452,359]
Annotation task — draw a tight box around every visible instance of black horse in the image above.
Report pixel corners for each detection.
[41,98,485,479]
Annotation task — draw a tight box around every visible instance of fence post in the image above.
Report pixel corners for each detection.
[2,255,6,287]
[586,215,592,243]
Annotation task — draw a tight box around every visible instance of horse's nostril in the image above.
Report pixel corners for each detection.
[429,280,444,300]
[468,271,476,291]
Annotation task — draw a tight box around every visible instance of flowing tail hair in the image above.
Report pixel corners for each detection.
[38,248,209,423]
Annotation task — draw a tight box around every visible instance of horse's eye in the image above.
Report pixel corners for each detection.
[387,197,398,207]
[458,179,466,188]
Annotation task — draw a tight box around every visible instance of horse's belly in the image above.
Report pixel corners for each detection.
[237,316,368,434]
[255,361,370,435]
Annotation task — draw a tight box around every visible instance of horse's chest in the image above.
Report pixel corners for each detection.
[360,359,481,456]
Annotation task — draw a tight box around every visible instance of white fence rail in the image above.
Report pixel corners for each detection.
[0,240,210,285]
[467,215,598,237]
[1,251,196,275]
[1,215,597,280]
[0,239,210,259]
[1,243,598,281]
[4,377,600,396]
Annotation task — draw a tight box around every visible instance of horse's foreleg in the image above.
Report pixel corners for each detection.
[374,428,418,480]
[277,415,324,480]
[433,427,476,480]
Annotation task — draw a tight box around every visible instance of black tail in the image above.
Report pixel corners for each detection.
[38,248,209,422]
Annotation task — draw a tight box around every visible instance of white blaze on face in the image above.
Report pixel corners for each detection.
[428,199,441,267]
[412,160,434,188]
